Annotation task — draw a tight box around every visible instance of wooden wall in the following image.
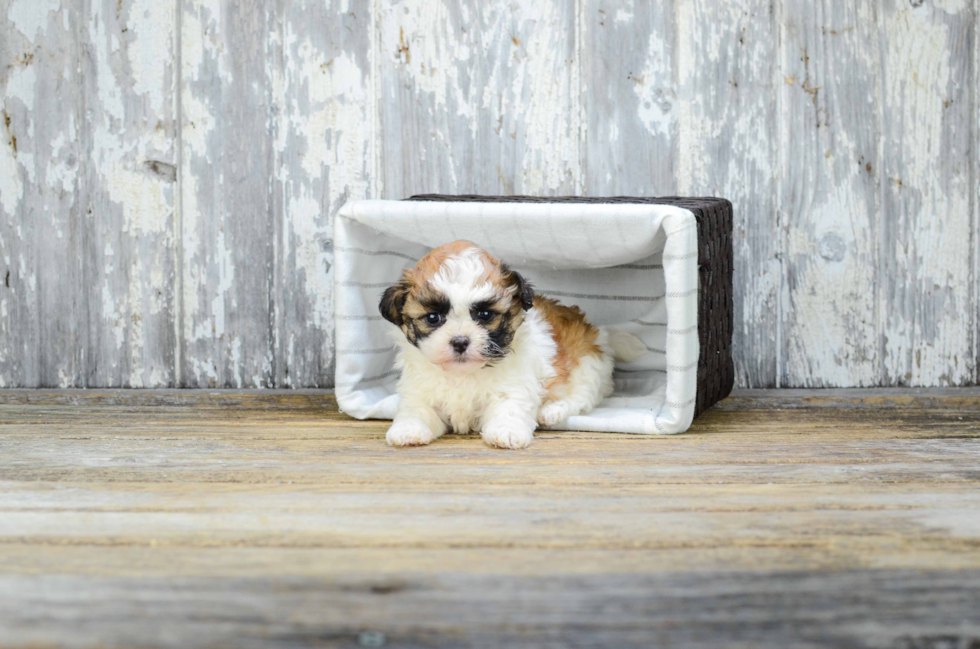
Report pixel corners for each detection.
[1,0,977,389]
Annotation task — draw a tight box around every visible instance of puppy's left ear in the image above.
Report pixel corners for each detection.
[379,279,410,325]
[504,266,534,311]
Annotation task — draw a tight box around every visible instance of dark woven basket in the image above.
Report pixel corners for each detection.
[406,195,735,418]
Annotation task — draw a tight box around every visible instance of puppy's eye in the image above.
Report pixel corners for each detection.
[475,310,493,323]
[424,313,443,326]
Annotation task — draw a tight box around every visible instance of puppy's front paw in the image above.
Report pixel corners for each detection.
[481,414,535,450]
[537,401,570,427]
[386,418,438,447]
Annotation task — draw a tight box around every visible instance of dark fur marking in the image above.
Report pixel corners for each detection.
[473,299,499,312]
[484,312,515,360]
[406,321,423,347]
[418,294,450,315]
[379,281,410,326]
[501,263,534,311]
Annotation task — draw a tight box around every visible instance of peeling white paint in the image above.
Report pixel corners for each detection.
[5,65,37,112]
[7,0,61,42]
[90,6,124,123]
[614,9,634,24]
[209,229,235,339]
[128,0,173,115]
[634,30,676,139]
[513,0,578,192]
[0,125,23,217]
[286,195,333,329]
[933,0,968,14]
[108,165,171,234]
[881,5,973,386]
[2,0,977,389]
[383,0,474,119]
[180,173,203,344]
[45,130,77,193]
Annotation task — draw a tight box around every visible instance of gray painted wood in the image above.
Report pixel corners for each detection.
[179,0,278,388]
[879,0,976,387]
[275,0,373,388]
[80,0,178,387]
[1,392,979,647]
[0,0,86,388]
[581,0,677,196]
[378,0,580,197]
[674,0,780,388]
[779,0,881,387]
[1,0,978,389]
[3,570,979,648]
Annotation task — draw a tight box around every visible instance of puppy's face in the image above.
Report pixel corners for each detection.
[379,241,534,371]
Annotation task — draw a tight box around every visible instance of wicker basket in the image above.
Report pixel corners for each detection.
[406,195,735,418]
[333,194,734,431]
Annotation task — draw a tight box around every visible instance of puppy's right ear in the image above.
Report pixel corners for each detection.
[379,280,410,326]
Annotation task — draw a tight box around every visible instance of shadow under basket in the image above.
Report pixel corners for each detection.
[333,195,734,434]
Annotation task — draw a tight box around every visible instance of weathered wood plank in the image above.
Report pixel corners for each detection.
[2,570,979,649]
[179,0,277,387]
[779,0,880,387]
[879,0,976,387]
[581,0,677,195]
[718,386,980,410]
[675,0,779,388]
[274,0,374,388]
[0,395,979,647]
[1,386,978,409]
[3,0,979,392]
[0,402,978,566]
[0,0,85,387]
[378,0,579,197]
[79,0,178,387]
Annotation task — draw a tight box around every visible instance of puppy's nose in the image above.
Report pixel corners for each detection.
[450,336,470,354]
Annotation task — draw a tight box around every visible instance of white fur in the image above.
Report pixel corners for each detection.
[389,307,557,449]
[414,249,508,369]
[536,328,617,426]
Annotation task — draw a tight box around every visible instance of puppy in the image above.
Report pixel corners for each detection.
[379,240,646,449]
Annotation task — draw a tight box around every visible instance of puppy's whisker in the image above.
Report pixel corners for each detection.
[483,340,506,359]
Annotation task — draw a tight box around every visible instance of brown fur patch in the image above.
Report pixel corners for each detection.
[534,295,604,394]
[413,240,484,281]
[411,241,525,299]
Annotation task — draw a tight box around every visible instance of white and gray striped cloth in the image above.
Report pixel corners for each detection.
[333,199,700,434]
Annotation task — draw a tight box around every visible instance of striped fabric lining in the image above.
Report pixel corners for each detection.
[541,289,665,302]
[337,315,383,322]
[336,346,395,355]
[334,199,700,435]
[334,245,419,261]
[334,369,401,389]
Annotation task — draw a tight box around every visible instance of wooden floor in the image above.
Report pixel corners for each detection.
[1,389,979,648]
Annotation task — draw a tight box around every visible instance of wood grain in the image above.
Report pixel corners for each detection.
[275,0,374,388]
[179,0,277,388]
[581,0,677,196]
[779,0,880,387]
[675,0,779,388]
[378,0,579,197]
[1,0,979,390]
[0,390,978,647]
[0,0,85,387]
[80,0,178,388]
[879,0,976,387]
